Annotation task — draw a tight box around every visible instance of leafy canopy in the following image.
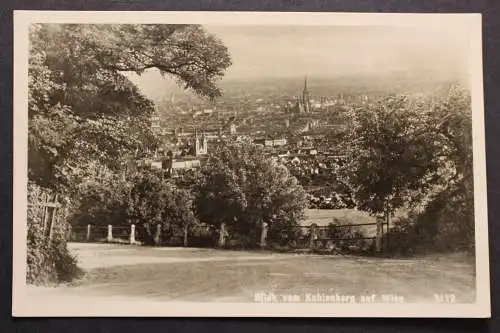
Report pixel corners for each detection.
[28,24,231,191]
[128,172,197,245]
[341,87,472,217]
[195,141,308,245]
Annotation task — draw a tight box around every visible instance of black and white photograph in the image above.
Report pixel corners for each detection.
[12,11,489,317]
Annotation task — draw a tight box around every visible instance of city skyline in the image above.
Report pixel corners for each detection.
[127,24,471,100]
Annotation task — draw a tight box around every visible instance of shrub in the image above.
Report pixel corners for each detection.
[189,223,218,247]
[267,219,303,248]
[383,214,422,256]
[128,171,198,246]
[195,141,308,248]
[69,173,131,228]
[27,183,82,285]
[384,178,475,256]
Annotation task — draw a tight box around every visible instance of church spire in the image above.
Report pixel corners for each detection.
[302,75,310,113]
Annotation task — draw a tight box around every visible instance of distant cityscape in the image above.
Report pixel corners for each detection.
[145,77,348,161]
[139,76,456,208]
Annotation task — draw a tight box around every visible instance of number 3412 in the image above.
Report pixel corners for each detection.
[434,294,456,303]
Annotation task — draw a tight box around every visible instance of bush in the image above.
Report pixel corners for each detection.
[27,183,83,285]
[189,223,218,247]
[128,171,198,246]
[325,218,371,254]
[383,214,422,256]
[267,220,303,248]
[384,178,475,256]
[69,173,131,228]
[195,141,308,248]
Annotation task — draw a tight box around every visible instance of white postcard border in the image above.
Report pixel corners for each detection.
[12,10,490,318]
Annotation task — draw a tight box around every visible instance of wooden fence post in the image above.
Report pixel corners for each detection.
[41,193,48,234]
[107,224,113,242]
[183,224,189,247]
[86,224,92,241]
[218,222,227,248]
[48,208,56,242]
[130,224,136,244]
[309,224,317,250]
[260,222,269,248]
[154,224,162,246]
[67,224,72,241]
[385,211,391,250]
[376,217,383,253]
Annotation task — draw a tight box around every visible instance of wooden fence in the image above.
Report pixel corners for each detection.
[278,222,382,253]
[27,185,66,245]
[68,220,389,252]
[69,224,138,244]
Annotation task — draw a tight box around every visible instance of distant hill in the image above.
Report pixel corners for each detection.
[151,73,461,104]
[218,73,461,97]
[149,73,462,130]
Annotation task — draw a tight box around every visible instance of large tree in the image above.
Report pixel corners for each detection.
[341,86,474,250]
[28,23,231,191]
[341,94,443,224]
[415,86,475,251]
[128,171,197,246]
[68,169,132,228]
[195,141,308,248]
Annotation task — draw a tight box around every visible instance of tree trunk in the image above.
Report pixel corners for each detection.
[385,209,391,250]
[86,224,92,242]
[154,224,162,246]
[218,222,227,248]
[141,224,155,246]
[260,221,269,249]
[376,217,383,253]
[183,224,189,247]
[309,224,317,250]
[66,224,72,241]
[48,194,59,242]
[107,224,113,242]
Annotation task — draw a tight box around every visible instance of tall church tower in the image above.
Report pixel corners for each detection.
[302,76,311,113]
[151,108,161,134]
[230,123,237,135]
[195,128,208,156]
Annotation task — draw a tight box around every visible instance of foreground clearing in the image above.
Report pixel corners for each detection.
[26,243,475,304]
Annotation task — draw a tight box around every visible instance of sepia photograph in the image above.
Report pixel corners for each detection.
[12,11,489,317]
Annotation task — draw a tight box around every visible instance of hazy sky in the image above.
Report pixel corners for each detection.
[128,24,471,98]
[205,25,470,79]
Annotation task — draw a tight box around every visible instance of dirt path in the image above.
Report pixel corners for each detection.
[25,243,476,305]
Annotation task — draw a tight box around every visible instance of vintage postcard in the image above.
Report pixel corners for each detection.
[12,11,490,317]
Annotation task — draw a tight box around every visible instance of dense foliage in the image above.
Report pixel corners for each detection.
[27,183,82,284]
[27,23,231,284]
[26,21,475,290]
[69,170,132,228]
[195,141,308,248]
[343,95,440,217]
[128,172,198,246]
[29,24,231,191]
[342,86,474,254]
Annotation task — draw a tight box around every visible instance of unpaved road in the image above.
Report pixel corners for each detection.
[21,243,476,306]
